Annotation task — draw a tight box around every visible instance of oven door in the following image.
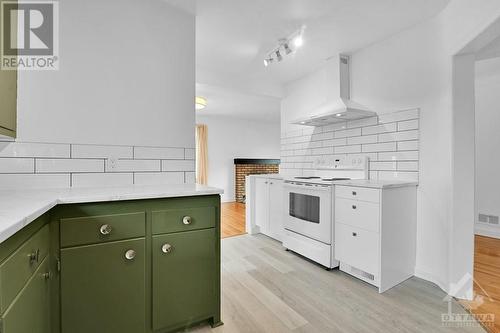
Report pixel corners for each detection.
[283,182,332,244]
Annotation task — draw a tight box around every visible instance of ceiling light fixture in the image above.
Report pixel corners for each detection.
[263,25,306,67]
[195,96,207,110]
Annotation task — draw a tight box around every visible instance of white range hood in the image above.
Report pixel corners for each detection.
[291,55,376,126]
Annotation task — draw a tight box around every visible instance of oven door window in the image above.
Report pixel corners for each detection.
[289,192,320,223]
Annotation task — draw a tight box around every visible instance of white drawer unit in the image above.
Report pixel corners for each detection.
[336,185,380,203]
[334,183,417,293]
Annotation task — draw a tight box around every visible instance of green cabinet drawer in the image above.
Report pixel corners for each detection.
[1,256,51,333]
[152,207,215,235]
[152,229,216,331]
[60,212,145,248]
[60,238,146,333]
[0,224,50,313]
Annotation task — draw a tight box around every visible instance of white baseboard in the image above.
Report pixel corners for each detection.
[414,267,449,296]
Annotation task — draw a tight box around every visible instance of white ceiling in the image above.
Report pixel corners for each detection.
[195,84,281,122]
[165,0,450,121]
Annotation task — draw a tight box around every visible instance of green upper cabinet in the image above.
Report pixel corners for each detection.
[0,0,17,138]
[152,228,217,332]
[60,238,146,333]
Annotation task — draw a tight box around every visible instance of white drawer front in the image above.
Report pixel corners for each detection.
[335,198,380,232]
[336,186,380,203]
[335,223,379,276]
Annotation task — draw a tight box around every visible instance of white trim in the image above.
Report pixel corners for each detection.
[475,224,500,239]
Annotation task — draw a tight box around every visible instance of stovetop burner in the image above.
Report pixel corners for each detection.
[321,178,351,181]
[294,176,321,180]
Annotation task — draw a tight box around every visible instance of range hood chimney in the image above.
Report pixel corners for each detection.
[291,55,376,126]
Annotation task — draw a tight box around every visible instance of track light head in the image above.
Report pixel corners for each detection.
[275,50,283,62]
[284,43,293,55]
[263,58,273,67]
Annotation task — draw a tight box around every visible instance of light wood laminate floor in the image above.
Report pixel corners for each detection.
[191,234,485,333]
[221,202,246,239]
[461,235,500,332]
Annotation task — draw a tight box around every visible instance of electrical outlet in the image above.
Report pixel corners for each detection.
[107,157,118,171]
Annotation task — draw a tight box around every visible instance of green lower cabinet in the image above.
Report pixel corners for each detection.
[152,228,217,331]
[1,256,51,333]
[60,238,146,333]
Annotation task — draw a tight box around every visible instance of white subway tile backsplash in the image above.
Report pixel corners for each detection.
[134,147,184,160]
[311,147,334,155]
[323,138,347,147]
[162,160,195,172]
[0,158,34,173]
[185,172,196,184]
[134,172,184,185]
[378,130,419,143]
[378,151,419,161]
[398,119,419,131]
[370,161,397,171]
[362,142,397,153]
[37,159,104,173]
[106,159,160,172]
[397,161,419,171]
[72,173,134,188]
[347,135,377,145]
[378,171,419,182]
[362,123,397,135]
[72,145,133,159]
[0,174,70,189]
[335,128,361,138]
[311,132,334,141]
[398,140,419,151]
[346,117,378,129]
[335,145,361,154]
[283,109,420,182]
[0,142,70,158]
[378,109,419,124]
[0,142,197,189]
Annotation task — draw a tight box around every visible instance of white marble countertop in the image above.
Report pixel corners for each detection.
[333,179,418,189]
[0,184,223,244]
[247,174,283,179]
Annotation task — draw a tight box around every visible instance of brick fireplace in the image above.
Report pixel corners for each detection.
[234,159,280,203]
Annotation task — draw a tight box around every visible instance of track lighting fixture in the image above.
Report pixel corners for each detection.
[263,26,305,67]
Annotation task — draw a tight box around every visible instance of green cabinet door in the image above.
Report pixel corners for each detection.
[1,256,51,333]
[152,229,216,331]
[60,238,146,333]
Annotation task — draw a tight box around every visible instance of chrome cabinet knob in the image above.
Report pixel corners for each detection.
[182,216,192,225]
[125,249,136,260]
[352,232,358,237]
[100,224,112,235]
[352,191,357,196]
[161,244,173,254]
[28,249,40,265]
[352,205,357,210]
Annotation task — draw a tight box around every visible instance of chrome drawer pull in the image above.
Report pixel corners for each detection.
[42,271,52,280]
[100,224,112,235]
[161,244,173,254]
[182,216,192,225]
[28,249,40,265]
[125,249,136,260]
[352,205,357,210]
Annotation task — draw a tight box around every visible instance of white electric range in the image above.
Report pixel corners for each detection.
[282,156,369,269]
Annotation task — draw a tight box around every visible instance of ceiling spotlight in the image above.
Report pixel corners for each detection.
[336,113,343,117]
[283,43,293,55]
[293,35,304,48]
[264,58,273,67]
[275,50,283,62]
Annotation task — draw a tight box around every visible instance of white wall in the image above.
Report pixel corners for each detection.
[196,115,280,202]
[280,0,500,298]
[475,57,500,238]
[17,0,195,148]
